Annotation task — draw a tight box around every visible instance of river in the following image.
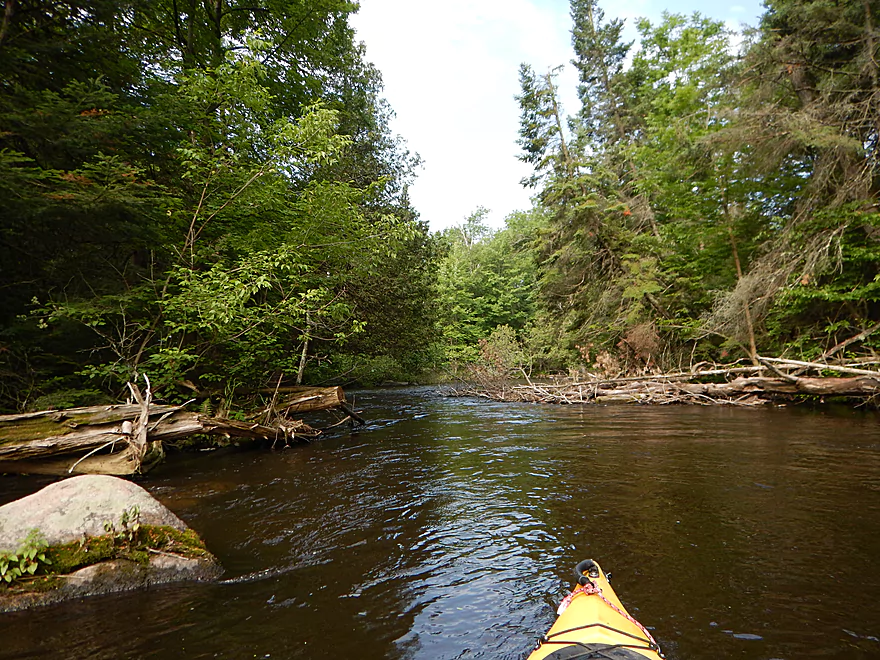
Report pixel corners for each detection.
[1,388,879,659]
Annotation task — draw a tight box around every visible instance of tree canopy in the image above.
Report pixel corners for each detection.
[0,0,432,410]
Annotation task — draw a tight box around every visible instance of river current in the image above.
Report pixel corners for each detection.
[1,387,879,659]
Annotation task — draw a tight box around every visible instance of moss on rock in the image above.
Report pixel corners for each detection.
[1,524,216,595]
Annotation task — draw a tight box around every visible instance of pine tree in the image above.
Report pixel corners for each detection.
[707,0,880,355]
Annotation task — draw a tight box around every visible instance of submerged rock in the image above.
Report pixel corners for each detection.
[0,475,221,612]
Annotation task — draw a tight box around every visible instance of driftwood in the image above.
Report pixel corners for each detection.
[250,385,366,426]
[0,384,358,476]
[455,356,880,407]
[274,386,345,414]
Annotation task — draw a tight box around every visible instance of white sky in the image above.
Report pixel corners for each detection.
[350,0,765,231]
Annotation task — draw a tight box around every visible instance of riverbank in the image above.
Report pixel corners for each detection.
[0,383,363,476]
[449,356,880,408]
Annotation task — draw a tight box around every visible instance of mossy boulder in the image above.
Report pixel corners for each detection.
[0,475,188,551]
[0,475,221,612]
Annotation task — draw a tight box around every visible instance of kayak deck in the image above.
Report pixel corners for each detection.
[528,560,663,660]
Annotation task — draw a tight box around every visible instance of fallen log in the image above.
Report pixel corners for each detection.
[755,356,880,378]
[0,403,177,463]
[453,368,880,407]
[248,385,362,422]
[676,375,880,397]
[0,408,320,476]
[277,386,346,414]
[0,384,350,476]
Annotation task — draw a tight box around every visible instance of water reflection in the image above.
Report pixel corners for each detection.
[1,390,880,659]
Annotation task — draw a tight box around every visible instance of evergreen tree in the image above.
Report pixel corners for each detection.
[518,6,751,369]
[708,0,880,355]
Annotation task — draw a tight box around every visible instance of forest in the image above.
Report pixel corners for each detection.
[440,0,880,382]
[1,0,879,413]
[0,0,435,412]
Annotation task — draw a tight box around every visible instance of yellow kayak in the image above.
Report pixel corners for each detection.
[528,560,664,660]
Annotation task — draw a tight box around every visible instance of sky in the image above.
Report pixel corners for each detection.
[350,0,766,232]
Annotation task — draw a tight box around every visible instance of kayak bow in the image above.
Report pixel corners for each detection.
[528,560,663,660]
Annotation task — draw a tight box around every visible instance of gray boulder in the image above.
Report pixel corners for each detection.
[0,475,221,612]
[0,475,187,552]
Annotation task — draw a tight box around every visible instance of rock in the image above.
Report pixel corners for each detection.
[0,475,187,552]
[0,554,222,612]
[0,475,222,612]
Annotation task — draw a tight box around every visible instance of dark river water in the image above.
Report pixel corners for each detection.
[2,388,880,659]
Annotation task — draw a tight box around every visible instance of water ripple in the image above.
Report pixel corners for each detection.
[2,391,880,660]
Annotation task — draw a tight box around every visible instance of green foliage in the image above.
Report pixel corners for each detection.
[435,209,540,364]
[315,353,410,386]
[570,0,631,145]
[517,65,574,187]
[103,505,141,547]
[4,0,878,392]
[0,530,51,585]
[452,1,880,373]
[27,388,112,412]
[0,1,432,408]
[513,6,801,369]
[477,325,530,380]
[763,208,880,353]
